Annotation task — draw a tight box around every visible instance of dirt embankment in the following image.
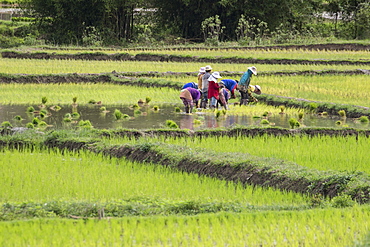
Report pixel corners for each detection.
[3,51,370,65]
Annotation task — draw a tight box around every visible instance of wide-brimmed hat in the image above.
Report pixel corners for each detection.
[248,66,257,75]
[199,67,206,73]
[254,85,262,94]
[205,65,212,71]
[212,71,222,79]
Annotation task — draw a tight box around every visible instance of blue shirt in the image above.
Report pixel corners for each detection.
[239,69,253,87]
[220,79,237,92]
[182,82,198,89]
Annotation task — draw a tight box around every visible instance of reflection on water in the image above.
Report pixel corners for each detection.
[0,104,368,131]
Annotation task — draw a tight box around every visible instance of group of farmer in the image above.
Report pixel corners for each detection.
[180,65,262,113]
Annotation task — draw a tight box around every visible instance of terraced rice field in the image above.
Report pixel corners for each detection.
[0,44,369,246]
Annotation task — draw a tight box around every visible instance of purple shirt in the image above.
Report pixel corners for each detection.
[186,87,201,101]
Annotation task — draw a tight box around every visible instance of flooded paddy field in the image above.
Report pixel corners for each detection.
[1,103,368,131]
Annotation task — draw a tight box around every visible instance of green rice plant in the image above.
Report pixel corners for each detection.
[71,112,80,119]
[145,96,152,104]
[262,111,269,117]
[88,99,97,104]
[336,120,342,125]
[38,121,48,127]
[32,117,40,126]
[39,112,46,119]
[215,110,222,118]
[63,118,72,123]
[72,96,77,104]
[288,118,300,128]
[153,105,159,111]
[26,122,34,129]
[298,111,304,120]
[131,103,139,109]
[100,106,107,111]
[64,113,72,119]
[13,115,23,121]
[1,121,12,128]
[193,119,202,125]
[359,116,369,123]
[41,96,48,106]
[122,114,130,119]
[78,120,93,128]
[279,105,286,114]
[134,109,142,115]
[114,109,124,120]
[322,111,328,116]
[165,120,178,128]
[26,106,35,113]
[260,119,270,125]
[338,110,346,117]
[174,106,181,112]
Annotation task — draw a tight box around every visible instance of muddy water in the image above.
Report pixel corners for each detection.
[0,104,368,131]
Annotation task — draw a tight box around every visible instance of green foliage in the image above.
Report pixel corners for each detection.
[174,107,181,112]
[338,110,346,117]
[330,194,356,208]
[41,96,47,105]
[78,120,93,129]
[27,106,35,113]
[13,115,23,121]
[26,122,34,129]
[153,106,159,111]
[359,116,369,123]
[165,120,179,129]
[72,96,77,103]
[1,121,12,128]
[145,97,152,104]
[201,15,225,44]
[260,119,270,125]
[114,109,123,120]
[288,118,300,129]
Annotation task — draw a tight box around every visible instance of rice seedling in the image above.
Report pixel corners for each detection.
[26,106,35,113]
[260,119,270,124]
[71,112,80,119]
[338,109,346,117]
[26,122,34,129]
[336,120,342,125]
[78,120,93,128]
[359,116,369,123]
[174,106,181,112]
[1,121,12,128]
[113,109,123,120]
[288,118,300,128]
[153,105,159,111]
[13,115,23,121]
[145,96,152,104]
[298,111,304,120]
[165,120,179,128]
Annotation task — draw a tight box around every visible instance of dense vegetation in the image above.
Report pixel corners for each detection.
[1,0,370,47]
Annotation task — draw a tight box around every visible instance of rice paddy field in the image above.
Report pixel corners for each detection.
[1,45,370,246]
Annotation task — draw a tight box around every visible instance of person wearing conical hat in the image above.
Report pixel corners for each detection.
[207,71,222,110]
[237,66,261,105]
[197,67,206,90]
[200,65,212,109]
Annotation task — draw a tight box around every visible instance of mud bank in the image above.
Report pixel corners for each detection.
[2,51,370,65]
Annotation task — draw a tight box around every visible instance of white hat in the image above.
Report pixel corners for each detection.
[205,65,212,71]
[199,67,205,73]
[248,66,257,75]
[254,85,262,94]
[211,71,222,79]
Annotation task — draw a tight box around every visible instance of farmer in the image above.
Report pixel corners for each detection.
[179,87,201,114]
[200,65,212,109]
[219,79,238,99]
[217,83,230,110]
[207,71,222,110]
[237,66,261,105]
[197,67,206,89]
[182,82,198,89]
